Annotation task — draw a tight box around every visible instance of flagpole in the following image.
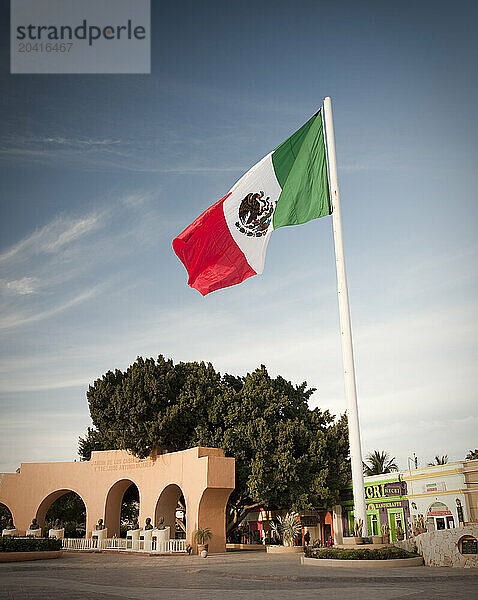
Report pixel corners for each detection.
[323,96,368,536]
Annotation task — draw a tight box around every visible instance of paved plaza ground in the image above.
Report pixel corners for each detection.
[0,551,477,600]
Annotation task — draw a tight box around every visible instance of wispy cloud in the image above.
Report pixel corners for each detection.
[0,284,104,331]
[0,214,101,266]
[2,277,39,296]
[0,190,163,333]
[0,133,245,174]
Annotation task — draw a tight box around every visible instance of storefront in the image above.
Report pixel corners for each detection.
[242,508,325,545]
[340,474,410,541]
[402,462,469,532]
[426,501,455,530]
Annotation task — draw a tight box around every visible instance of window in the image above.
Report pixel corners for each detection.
[436,518,445,530]
[371,514,378,535]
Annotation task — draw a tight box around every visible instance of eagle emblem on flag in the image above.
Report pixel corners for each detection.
[235,191,275,237]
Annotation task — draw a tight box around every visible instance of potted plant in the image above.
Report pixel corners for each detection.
[268,512,304,553]
[396,525,404,541]
[409,514,427,536]
[193,527,212,554]
[277,512,302,547]
[381,523,390,544]
[353,518,364,545]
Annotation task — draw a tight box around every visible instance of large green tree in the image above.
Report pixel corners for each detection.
[79,356,350,533]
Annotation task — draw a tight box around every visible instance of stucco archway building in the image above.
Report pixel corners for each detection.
[0,447,234,553]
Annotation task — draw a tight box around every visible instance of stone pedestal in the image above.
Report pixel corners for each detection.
[152,527,170,552]
[333,504,344,545]
[49,528,64,539]
[2,529,17,537]
[26,529,42,538]
[126,528,140,550]
[139,529,152,551]
[91,528,108,548]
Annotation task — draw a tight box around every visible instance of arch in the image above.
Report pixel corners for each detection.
[426,500,454,530]
[427,501,452,517]
[0,447,234,549]
[154,484,186,535]
[35,489,87,530]
[197,487,232,553]
[0,501,14,530]
[104,479,140,537]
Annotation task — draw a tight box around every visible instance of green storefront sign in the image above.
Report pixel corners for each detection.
[341,477,410,541]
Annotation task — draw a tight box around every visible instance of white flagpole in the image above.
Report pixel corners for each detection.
[323,96,368,536]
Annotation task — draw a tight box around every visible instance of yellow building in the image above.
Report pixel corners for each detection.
[402,460,477,532]
[462,459,478,523]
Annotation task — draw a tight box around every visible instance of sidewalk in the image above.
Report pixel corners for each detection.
[0,550,476,599]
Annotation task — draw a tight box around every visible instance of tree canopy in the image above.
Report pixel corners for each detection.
[363,450,398,476]
[466,449,478,460]
[79,355,351,532]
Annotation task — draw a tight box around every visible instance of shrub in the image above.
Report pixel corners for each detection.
[304,546,419,560]
[0,537,62,552]
[270,512,302,546]
[193,528,212,545]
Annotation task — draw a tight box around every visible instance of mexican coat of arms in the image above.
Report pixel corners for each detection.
[235,191,275,237]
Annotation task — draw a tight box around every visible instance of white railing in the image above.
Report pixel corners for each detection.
[62,537,186,553]
[62,538,95,550]
[163,539,187,553]
[134,538,187,553]
[104,537,128,550]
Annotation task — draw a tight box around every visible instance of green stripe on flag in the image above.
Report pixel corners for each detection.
[271,115,316,188]
[272,111,331,229]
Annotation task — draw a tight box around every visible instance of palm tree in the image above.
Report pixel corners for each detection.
[363,450,398,476]
[427,454,448,466]
[466,449,478,460]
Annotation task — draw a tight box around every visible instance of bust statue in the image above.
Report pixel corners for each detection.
[29,518,40,530]
[54,519,62,530]
[95,519,105,530]
[157,516,165,530]
[144,517,153,530]
[5,518,15,530]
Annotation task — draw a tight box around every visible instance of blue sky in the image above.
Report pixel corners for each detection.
[0,0,477,473]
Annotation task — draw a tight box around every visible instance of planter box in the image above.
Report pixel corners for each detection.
[0,551,62,563]
[226,544,266,552]
[372,535,383,545]
[354,537,364,545]
[301,556,424,568]
[266,545,304,554]
[342,537,356,545]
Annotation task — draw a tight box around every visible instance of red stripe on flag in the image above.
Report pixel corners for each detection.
[173,194,256,296]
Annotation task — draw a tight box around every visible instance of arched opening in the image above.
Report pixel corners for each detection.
[36,490,86,537]
[104,479,139,537]
[197,488,232,553]
[426,501,454,531]
[0,502,14,531]
[154,484,186,539]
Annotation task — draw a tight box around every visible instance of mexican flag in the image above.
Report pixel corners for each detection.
[173,109,331,295]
